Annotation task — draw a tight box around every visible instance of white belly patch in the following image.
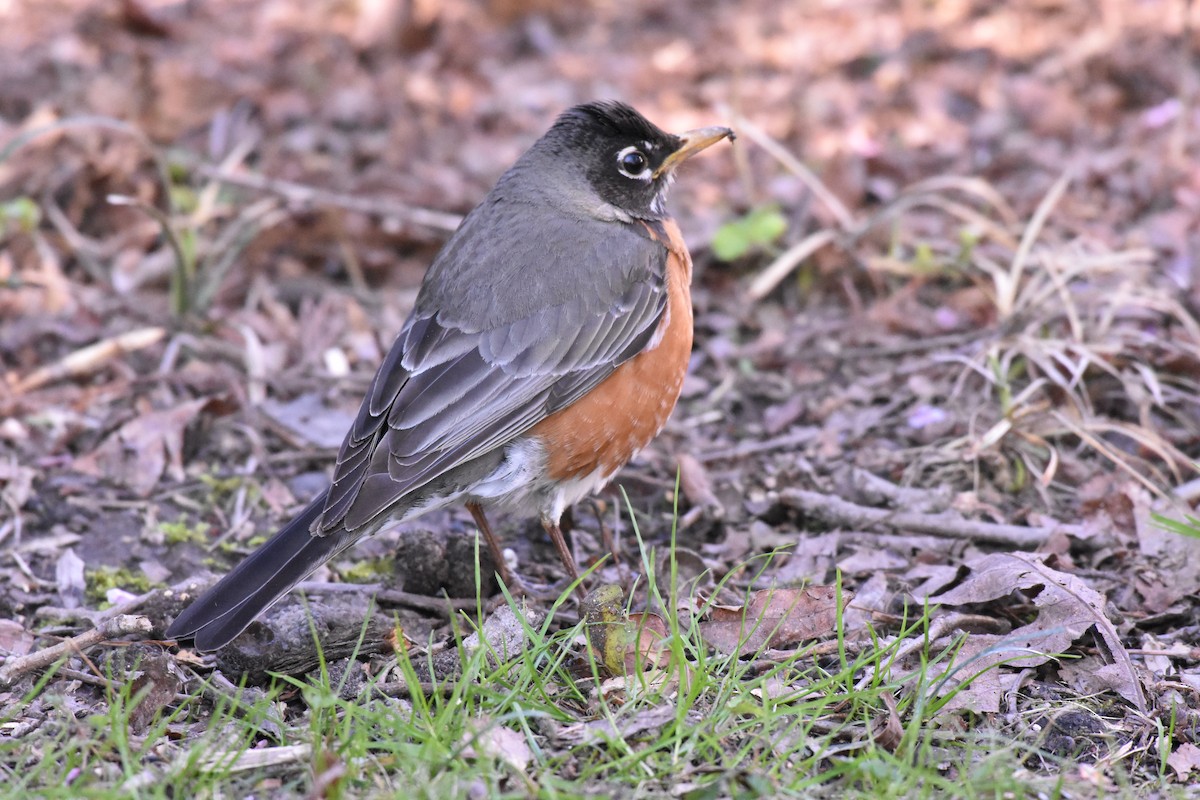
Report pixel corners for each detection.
[466,437,618,524]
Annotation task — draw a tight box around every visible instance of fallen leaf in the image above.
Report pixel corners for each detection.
[925,634,1022,714]
[0,620,34,657]
[836,546,909,574]
[126,649,182,734]
[552,704,684,746]
[699,585,846,656]
[1061,659,1150,704]
[462,722,533,772]
[623,612,672,675]
[931,552,1146,711]
[11,327,166,394]
[676,452,722,515]
[74,398,212,496]
[0,459,36,510]
[870,692,904,752]
[1167,742,1200,783]
[258,393,356,449]
[654,547,712,603]
[1130,485,1200,611]
[55,547,86,609]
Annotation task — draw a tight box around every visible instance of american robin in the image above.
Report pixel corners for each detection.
[166,101,733,650]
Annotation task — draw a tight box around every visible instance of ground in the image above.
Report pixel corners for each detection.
[3,0,1200,797]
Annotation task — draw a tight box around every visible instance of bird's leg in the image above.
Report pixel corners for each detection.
[541,514,586,597]
[466,501,519,593]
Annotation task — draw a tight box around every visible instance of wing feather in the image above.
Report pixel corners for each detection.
[317,209,673,534]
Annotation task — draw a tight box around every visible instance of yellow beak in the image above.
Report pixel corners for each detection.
[653,125,735,179]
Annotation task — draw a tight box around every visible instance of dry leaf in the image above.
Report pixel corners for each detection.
[553,705,681,747]
[258,393,356,449]
[462,723,533,772]
[931,552,1146,711]
[654,547,712,602]
[676,452,722,514]
[0,459,36,510]
[924,634,1021,714]
[1167,742,1200,783]
[0,620,34,658]
[74,398,212,496]
[11,327,166,394]
[870,692,904,752]
[623,612,672,675]
[699,585,846,656]
[1130,485,1200,611]
[55,547,86,609]
[126,649,182,734]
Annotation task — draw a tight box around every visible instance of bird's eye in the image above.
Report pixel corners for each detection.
[617,147,650,179]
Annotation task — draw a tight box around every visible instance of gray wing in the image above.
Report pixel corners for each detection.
[317,204,670,533]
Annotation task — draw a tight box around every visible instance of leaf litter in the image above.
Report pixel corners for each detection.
[2,0,1200,794]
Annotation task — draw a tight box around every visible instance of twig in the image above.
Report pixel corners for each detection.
[779,488,1104,550]
[697,428,819,463]
[290,578,477,618]
[373,589,480,614]
[293,581,478,614]
[747,229,839,301]
[189,162,463,235]
[54,665,118,690]
[32,583,179,626]
[0,615,152,688]
[9,327,167,394]
[833,530,972,553]
[838,467,953,514]
[833,329,987,360]
[198,743,312,774]
[369,679,455,699]
[719,106,856,230]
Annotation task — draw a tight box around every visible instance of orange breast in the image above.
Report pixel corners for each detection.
[529,219,693,481]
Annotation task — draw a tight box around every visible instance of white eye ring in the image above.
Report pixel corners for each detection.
[616,145,652,181]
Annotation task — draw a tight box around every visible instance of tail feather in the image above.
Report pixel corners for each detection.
[165,493,355,651]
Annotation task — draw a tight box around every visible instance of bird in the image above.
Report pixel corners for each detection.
[166,101,734,651]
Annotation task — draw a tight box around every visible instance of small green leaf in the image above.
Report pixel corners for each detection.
[0,196,41,237]
[743,206,787,246]
[711,205,789,262]
[711,225,751,261]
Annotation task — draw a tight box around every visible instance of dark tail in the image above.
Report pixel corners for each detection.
[165,493,355,651]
